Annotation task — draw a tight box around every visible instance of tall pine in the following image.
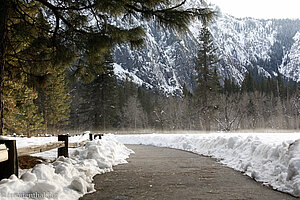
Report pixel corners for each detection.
[3,75,43,136]
[36,68,71,135]
[194,24,219,131]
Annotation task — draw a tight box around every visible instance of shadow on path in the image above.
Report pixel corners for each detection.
[81,145,297,200]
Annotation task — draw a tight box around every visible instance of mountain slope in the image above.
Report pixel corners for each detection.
[279,32,300,82]
[113,13,300,94]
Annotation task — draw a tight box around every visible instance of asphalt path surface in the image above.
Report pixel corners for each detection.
[81,144,298,200]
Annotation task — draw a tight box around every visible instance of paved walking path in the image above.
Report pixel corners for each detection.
[81,145,297,200]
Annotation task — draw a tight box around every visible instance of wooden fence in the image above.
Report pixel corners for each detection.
[0,133,103,180]
[0,144,8,162]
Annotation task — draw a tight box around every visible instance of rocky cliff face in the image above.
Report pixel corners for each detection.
[279,32,300,82]
[113,12,300,94]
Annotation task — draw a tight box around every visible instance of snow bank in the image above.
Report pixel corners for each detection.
[0,135,133,200]
[114,133,300,197]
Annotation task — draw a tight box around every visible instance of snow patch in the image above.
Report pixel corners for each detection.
[113,63,153,89]
[0,135,133,200]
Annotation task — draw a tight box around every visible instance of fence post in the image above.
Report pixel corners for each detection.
[89,133,93,141]
[58,135,68,158]
[0,140,18,180]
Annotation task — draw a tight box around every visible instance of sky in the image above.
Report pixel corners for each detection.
[208,0,300,19]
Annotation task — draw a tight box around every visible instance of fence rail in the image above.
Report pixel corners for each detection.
[69,140,87,148]
[0,133,103,180]
[0,145,8,162]
[18,141,65,157]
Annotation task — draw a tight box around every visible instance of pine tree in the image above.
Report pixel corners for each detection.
[182,83,192,98]
[223,78,231,95]
[259,76,267,94]
[90,63,118,130]
[69,54,120,131]
[69,82,94,132]
[3,76,43,136]
[0,0,215,135]
[137,87,152,117]
[36,68,71,135]
[241,71,255,93]
[194,25,220,131]
[0,0,7,135]
[138,86,157,126]
[1,1,51,135]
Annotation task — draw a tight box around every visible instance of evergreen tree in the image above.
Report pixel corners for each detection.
[1,1,58,135]
[259,76,267,94]
[266,77,273,95]
[36,68,71,134]
[0,0,215,135]
[69,82,94,132]
[223,78,240,95]
[115,76,138,127]
[90,64,118,130]
[241,71,255,93]
[194,25,220,131]
[117,84,127,114]
[223,78,231,95]
[182,83,192,98]
[3,76,43,136]
[276,72,284,99]
[68,54,119,132]
[137,86,153,123]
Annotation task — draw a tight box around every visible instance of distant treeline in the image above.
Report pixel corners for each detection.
[67,69,300,132]
[4,64,300,135]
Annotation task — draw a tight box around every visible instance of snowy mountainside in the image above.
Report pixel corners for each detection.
[113,13,300,94]
[279,32,300,82]
[114,20,197,95]
[208,16,277,82]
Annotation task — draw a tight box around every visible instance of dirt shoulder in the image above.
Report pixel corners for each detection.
[81,145,297,200]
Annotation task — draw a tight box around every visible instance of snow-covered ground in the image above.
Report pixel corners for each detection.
[113,132,300,197]
[1,132,299,199]
[0,134,133,200]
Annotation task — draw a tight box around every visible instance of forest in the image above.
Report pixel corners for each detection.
[69,65,300,133]
[66,24,300,133]
[1,0,300,136]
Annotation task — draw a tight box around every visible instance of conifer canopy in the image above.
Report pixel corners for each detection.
[0,0,215,135]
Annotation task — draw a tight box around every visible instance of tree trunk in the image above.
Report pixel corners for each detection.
[203,45,211,132]
[0,0,8,135]
[45,109,48,135]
